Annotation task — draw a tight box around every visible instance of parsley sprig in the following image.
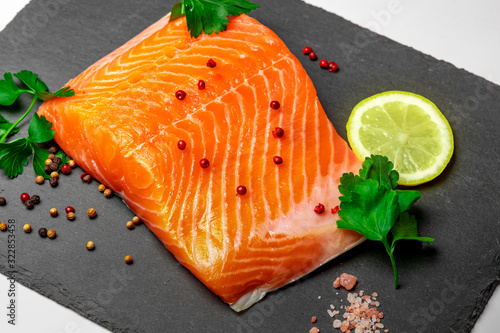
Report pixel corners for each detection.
[337,155,434,288]
[0,70,74,178]
[169,0,259,38]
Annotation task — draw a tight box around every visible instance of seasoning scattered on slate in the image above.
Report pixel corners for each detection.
[47,229,57,239]
[23,224,32,233]
[50,171,59,179]
[49,177,58,187]
[98,184,106,192]
[132,216,141,225]
[68,159,76,168]
[87,208,97,219]
[35,175,45,184]
[31,195,40,205]
[66,212,76,221]
[126,221,135,230]
[0,197,6,206]
[50,208,58,217]
[24,199,35,210]
[86,241,95,251]
[38,228,48,238]
[104,189,113,198]
[0,223,7,231]
[124,255,133,264]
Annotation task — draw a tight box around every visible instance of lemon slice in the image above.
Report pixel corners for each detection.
[347,91,454,186]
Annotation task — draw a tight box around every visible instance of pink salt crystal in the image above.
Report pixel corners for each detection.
[340,273,357,290]
[333,277,341,288]
[309,327,320,333]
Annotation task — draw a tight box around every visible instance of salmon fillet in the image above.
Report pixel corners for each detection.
[39,13,364,311]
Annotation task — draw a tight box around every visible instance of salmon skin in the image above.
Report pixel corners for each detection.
[39,13,364,311]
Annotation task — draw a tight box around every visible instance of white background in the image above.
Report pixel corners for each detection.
[1,0,499,332]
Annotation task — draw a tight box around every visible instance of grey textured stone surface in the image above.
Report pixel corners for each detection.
[0,0,499,332]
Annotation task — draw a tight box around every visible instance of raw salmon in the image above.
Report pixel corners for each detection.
[39,13,364,311]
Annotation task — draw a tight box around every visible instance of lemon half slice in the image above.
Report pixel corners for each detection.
[347,91,454,186]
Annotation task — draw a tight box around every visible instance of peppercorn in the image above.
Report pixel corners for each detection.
[272,127,284,138]
[207,58,217,68]
[49,208,58,217]
[66,212,76,221]
[200,158,210,169]
[87,208,97,219]
[38,228,48,237]
[314,203,325,214]
[49,162,59,171]
[47,229,56,239]
[50,171,59,179]
[273,156,283,165]
[53,156,62,165]
[20,192,30,202]
[60,164,71,175]
[175,90,186,100]
[302,46,313,55]
[103,188,113,198]
[98,184,106,192]
[23,224,32,233]
[320,59,329,69]
[48,146,58,154]
[0,223,7,231]
[81,174,92,183]
[30,195,40,205]
[132,216,141,225]
[236,185,247,196]
[126,221,135,230]
[198,80,206,90]
[328,61,339,72]
[65,206,75,214]
[68,160,76,168]
[86,241,95,251]
[35,175,45,184]
[44,158,53,166]
[0,197,6,206]
[177,140,186,150]
[49,177,58,187]
[124,255,133,264]
[48,153,55,160]
[24,199,35,210]
[270,101,280,110]
[309,51,318,61]
[44,166,52,175]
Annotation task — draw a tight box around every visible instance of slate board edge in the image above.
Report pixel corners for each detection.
[0,1,499,332]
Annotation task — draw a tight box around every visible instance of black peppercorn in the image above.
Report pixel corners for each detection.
[24,199,35,210]
[48,146,58,154]
[44,166,52,175]
[31,195,40,205]
[49,177,58,187]
[49,162,59,171]
[0,197,6,206]
[38,227,48,238]
[53,156,62,165]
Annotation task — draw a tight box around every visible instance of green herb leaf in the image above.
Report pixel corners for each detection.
[38,86,75,101]
[31,142,51,178]
[392,212,435,245]
[359,154,399,189]
[0,114,20,138]
[14,70,48,95]
[169,1,186,22]
[396,189,421,212]
[336,155,433,288]
[0,138,32,178]
[28,112,55,143]
[337,179,400,241]
[0,72,25,106]
[171,0,259,38]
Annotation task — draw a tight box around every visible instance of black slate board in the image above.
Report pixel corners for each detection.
[1,0,499,332]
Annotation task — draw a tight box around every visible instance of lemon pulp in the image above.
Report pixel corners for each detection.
[347,91,454,186]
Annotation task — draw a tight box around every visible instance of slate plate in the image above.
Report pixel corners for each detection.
[0,0,499,332]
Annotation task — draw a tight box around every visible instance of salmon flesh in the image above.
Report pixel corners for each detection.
[39,14,364,311]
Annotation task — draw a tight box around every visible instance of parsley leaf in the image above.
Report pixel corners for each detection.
[0,72,29,106]
[14,70,48,96]
[0,138,32,178]
[169,0,259,38]
[336,155,433,288]
[28,112,55,143]
[0,114,19,138]
[38,86,75,101]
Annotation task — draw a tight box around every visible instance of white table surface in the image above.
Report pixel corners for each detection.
[1,0,499,332]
